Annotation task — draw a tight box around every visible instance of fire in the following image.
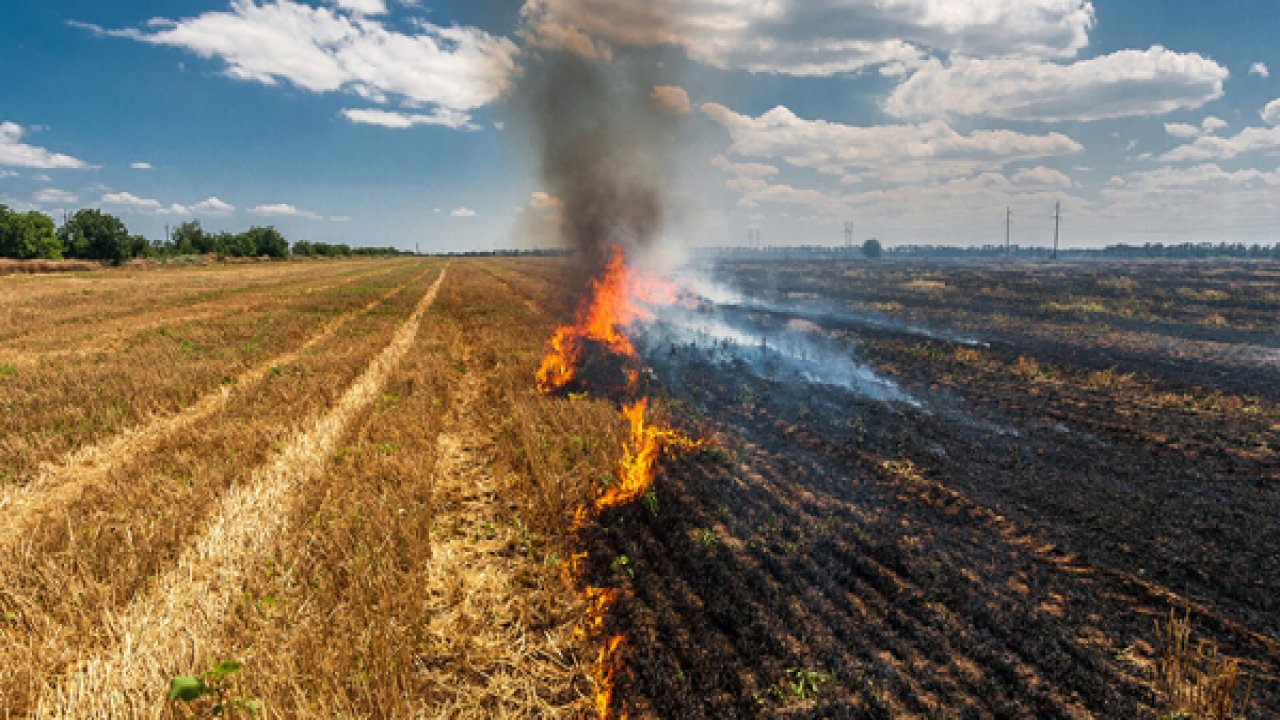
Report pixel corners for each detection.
[535,245,681,395]
[536,244,702,720]
[600,398,702,511]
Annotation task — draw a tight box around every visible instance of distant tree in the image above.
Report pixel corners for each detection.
[172,220,208,255]
[241,226,289,259]
[59,209,131,264]
[862,237,883,259]
[0,205,62,259]
[292,240,313,257]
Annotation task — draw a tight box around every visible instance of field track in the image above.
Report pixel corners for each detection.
[36,267,448,716]
[0,266,425,553]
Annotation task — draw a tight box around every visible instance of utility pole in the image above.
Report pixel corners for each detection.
[1051,201,1061,260]
[1005,207,1012,255]
[165,223,171,246]
[843,221,854,248]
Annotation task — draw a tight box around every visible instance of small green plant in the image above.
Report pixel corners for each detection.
[694,528,720,547]
[642,490,659,516]
[0,363,16,381]
[610,554,634,579]
[168,660,262,718]
[767,667,832,703]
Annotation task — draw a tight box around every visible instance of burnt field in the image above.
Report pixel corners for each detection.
[580,259,1279,718]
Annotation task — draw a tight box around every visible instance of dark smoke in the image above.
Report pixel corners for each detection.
[518,37,686,271]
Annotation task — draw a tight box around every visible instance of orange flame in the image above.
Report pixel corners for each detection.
[536,244,701,720]
[535,245,680,395]
[599,398,703,511]
[593,635,628,720]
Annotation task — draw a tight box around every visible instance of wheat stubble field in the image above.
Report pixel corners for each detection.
[0,258,619,718]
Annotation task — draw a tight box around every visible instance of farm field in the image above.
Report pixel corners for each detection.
[1,257,1277,718]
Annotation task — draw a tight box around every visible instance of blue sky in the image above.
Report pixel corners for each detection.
[2,1,1279,251]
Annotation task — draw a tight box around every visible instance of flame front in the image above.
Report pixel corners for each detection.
[537,244,701,720]
[535,245,682,395]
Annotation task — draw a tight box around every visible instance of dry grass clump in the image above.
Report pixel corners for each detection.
[0,266,438,714]
[1155,609,1252,719]
[0,261,418,479]
[0,258,391,343]
[0,258,101,275]
[209,261,594,717]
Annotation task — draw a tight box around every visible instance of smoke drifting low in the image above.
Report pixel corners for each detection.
[516,15,687,272]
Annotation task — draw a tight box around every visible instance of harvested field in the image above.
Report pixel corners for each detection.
[2,257,1275,719]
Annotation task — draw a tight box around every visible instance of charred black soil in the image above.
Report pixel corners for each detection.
[577,259,1278,719]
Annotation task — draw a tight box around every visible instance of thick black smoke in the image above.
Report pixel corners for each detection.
[516,32,686,272]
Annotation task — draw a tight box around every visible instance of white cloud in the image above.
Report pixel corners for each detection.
[1012,166,1072,188]
[328,214,352,222]
[340,107,478,130]
[1165,116,1228,139]
[1201,116,1228,135]
[651,84,691,115]
[0,170,17,179]
[1160,123,1280,162]
[0,122,89,169]
[191,196,236,216]
[1263,98,1280,126]
[703,103,1081,185]
[33,188,79,204]
[450,207,477,218]
[100,191,189,215]
[885,46,1227,122]
[1250,62,1270,78]
[78,1,518,121]
[521,0,1096,76]
[332,0,386,15]
[1099,164,1280,235]
[250,202,322,220]
[131,161,153,170]
[529,191,563,210]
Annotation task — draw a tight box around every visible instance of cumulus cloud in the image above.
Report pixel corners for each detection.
[331,0,386,15]
[1263,98,1280,126]
[651,84,691,115]
[131,161,153,170]
[521,0,1096,76]
[450,207,477,218]
[703,103,1081,185]
[76,1,518,124]
[1165,116,1228,139]
[0,122,90,169]
[1250,62,1270,78]
[529,191,563,210]
[886,46,1227,122]
[192,196,236,216]
[33,188,78,204]
[1100,164,1280,233]
[1012,166,1073,188]
[1160,122,1280,162]
[250,202,323,219]
[101,191,190,215]
[340,107,479,130]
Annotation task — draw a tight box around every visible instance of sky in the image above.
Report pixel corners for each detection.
[2,0,1279,251]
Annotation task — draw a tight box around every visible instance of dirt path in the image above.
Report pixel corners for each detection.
[0,268,427,553]
[37,267,447,717]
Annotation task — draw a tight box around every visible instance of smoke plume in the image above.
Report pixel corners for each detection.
[517,5,687,272]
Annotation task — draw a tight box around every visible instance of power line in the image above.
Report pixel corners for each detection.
[1052,201,1061,260]
[1005,206,1011,254]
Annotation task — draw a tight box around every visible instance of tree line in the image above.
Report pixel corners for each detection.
[0,206,409,264]
[886,242,1280,259]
